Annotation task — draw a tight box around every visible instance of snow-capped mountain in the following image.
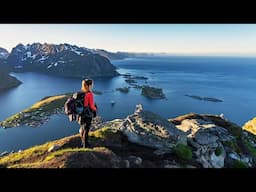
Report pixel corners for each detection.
[7,43,119,78]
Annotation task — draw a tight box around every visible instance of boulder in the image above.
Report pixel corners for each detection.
[48,144,61,152]
[119,104,187,151]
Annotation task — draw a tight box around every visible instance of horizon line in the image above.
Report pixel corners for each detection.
[2,42,256,58]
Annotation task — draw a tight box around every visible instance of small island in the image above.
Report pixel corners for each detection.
[141,86,165,99]
[93,90,103,95]
[116,87,130,93]
[0,93,72,128]
[121,73,148,80]
[122,73,148,86]
[185,95,223,102]
[132,76,148,80]
[125,79,137,84]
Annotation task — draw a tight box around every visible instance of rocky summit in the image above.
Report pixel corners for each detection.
[1,102,256,168]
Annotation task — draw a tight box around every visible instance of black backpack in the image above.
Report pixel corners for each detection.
[64,91,85,115]
[64,91,95,119]
[72,91,85,115]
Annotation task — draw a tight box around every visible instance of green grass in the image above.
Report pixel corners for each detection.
[26,95,68,112]
[227,124,243,138]
[243,140,256,157]
[174,144,193,161]
[0,127,118,168]
[8,162,44,168]
[234,160,248,168]
[215,147,222,156]
[44,147,107,161]
[90,127,122,139]
[223,140,241,154]
[0,143,51,165]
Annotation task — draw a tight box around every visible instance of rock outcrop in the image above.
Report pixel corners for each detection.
[1,103,256,168]
[170,113,255,168]
[119,104,187,150]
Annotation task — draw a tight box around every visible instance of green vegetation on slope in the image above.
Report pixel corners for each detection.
[234,160,248,168]
[0,142,52,166]
[174,144,192,161]
[0,127,122,168]
[0,93,72,128]
[44,147,106,161]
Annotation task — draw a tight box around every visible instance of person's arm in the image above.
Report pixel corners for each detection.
[87,92,97,111]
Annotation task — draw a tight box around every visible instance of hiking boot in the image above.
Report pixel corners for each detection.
[84,142,91,148]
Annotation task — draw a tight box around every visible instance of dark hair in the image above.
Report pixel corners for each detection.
[84,79,93,86]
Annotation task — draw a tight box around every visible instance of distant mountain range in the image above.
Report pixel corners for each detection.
[0,43,160,90]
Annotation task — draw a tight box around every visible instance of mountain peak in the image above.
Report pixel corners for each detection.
[7,43,119,78]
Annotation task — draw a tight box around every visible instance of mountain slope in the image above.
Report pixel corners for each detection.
[0,71,21,91]
[7,43,119,78]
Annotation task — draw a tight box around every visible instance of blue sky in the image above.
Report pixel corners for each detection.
[1,24,256,55]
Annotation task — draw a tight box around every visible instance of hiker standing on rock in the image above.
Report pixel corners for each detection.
[79,79,97,148]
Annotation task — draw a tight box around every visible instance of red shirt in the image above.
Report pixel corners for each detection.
[84,91,97,111]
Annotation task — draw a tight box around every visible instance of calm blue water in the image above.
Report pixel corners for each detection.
[1,56,256,152]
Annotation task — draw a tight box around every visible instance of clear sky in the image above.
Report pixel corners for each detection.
[1,24,256,56]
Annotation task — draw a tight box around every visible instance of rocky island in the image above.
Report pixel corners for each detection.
[185,94,223,102]
[116,87,130,93]
[141,86,165,99]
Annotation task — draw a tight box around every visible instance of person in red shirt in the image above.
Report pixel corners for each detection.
[80,78,97,148]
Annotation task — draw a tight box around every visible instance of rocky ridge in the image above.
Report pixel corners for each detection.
[1,102,256,168]
[6,43,118,78]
